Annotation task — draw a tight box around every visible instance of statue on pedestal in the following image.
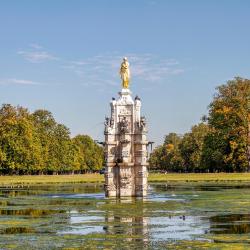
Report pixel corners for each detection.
[120,57,130,89]
[105,57,148,197]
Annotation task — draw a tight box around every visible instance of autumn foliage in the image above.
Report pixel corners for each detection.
[149,77,250,172]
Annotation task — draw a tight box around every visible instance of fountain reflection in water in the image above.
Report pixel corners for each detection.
[1,183,250,248]
[104,198,149,248]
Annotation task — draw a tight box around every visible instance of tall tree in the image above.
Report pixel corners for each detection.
[179,123,209,172]
[0,105,105,175]
[32,110,57,173]
[203,77,250,172]
[0,104,43,174]
[72,135,104,172]
[149,133,184,172]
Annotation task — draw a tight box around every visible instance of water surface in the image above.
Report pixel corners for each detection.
[0,182,250,249]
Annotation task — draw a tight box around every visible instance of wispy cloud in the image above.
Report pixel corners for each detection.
[18,44,57,63]
[63,53,184,88]
[29,43,43,49]
[17,44,185,89]
[0,78,40,85]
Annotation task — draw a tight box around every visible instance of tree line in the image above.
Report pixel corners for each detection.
[149,77,250,173]
[0,106,104,175]
[0,77,249,175]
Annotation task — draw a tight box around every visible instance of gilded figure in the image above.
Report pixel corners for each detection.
[120,57,130,88]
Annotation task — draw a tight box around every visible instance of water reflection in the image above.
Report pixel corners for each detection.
[210,214,250,234]
[104,199,149,247]
[0,208,65,217]
[0,227,35,234]
[150,215,208,241]
[153,183,250,192]
[60,197,209,244]
[0,184,103,197]
[0,183,250,248]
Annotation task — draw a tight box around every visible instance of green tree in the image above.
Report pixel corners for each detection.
[148,145,165,171]
[32,109,57,173]
[49,124,73,173]
[164,132,182,146]
[0,105,105,175]
[0,104,43,174]
[179,123,209,172]
[32,110,82,174]
[149,133,184,172]
[72,135,104,172]
[203,77,250,172]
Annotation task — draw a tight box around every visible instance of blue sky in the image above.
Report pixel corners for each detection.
[0,0,249,144]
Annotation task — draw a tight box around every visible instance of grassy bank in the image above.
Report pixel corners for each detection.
[0,174,103,186]
[1,173,250,187]
[149,172,250,182]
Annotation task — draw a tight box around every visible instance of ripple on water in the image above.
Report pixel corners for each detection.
[70,215,103,224]
[146,193,185,202]
[149,215,210,241]
[0,183,250,249]
[58,214,104,235]
[48,193,105,199]
[59,225,103,235]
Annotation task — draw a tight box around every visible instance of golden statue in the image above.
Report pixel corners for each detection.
[120,57,130,89]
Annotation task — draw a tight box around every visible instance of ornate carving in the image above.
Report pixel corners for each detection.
[105,184,116,191]
[122,151,129,157]
[105,172,114,178]
[105,117,114,127]
[120,174,132,188]
[121,139,130,144]
[119,107,131,115]
[110,118,114,127]
[140,116,147,130]
[119,116,129,133]
[104,116,114,134]
[120,169,132,176]
[104,117,109,125]
[105,147,116,157]
[104,58,148,197]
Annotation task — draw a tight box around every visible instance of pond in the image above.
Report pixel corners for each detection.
[0,182,250,249]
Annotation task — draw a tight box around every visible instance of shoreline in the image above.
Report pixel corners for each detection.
[0,173,250,187]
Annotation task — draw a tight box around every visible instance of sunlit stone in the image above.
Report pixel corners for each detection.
[104,58,149,197]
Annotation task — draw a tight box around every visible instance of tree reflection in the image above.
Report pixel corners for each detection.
[210,214,250,234]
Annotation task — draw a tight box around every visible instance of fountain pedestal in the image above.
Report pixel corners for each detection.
[104,88,148,197]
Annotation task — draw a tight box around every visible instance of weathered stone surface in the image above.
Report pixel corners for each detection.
[104,88,148,197]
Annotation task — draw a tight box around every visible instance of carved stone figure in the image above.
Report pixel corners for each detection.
[140,116,147,130]
[105,116,114,127]
[120,116,129,133]
[110,118,114,127]
[120,57,130,89]
[105,117,110,126]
